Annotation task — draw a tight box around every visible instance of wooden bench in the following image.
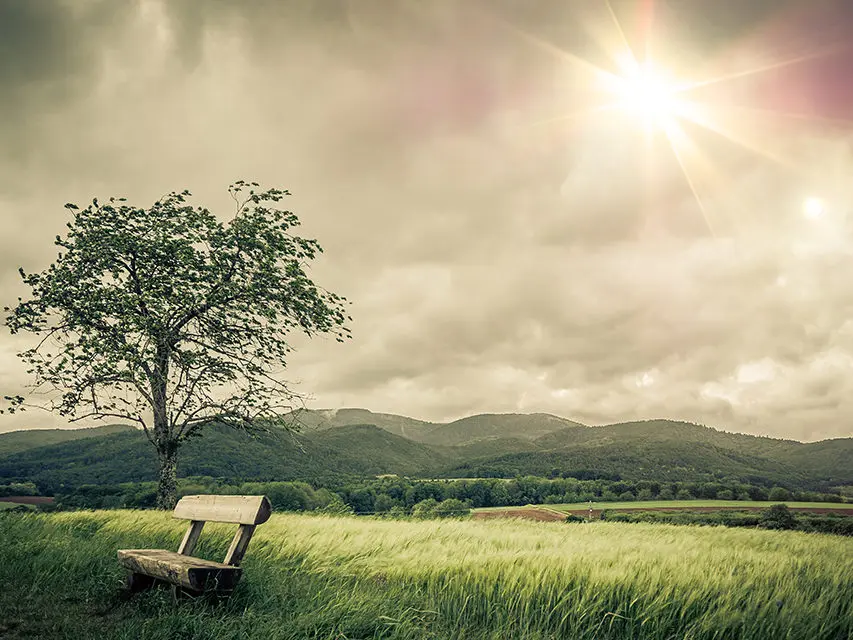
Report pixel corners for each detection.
[117,494,272,597]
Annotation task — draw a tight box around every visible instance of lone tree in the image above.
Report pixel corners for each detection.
[4,182,351,508]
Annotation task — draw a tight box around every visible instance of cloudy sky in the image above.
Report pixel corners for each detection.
[2,0,853,441]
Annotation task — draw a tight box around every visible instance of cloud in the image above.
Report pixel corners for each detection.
[1,0,853,441]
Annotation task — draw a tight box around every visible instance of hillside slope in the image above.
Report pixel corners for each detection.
[438,419,853,489]
[418,413,585,446]
[287,408,439,441]
[2,413,850,491]
[0,424,134,457]
[0,423,446,491]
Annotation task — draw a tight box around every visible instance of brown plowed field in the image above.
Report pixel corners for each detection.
[475,505,853,521]
[0,496,54,505]
[473,508,566,522]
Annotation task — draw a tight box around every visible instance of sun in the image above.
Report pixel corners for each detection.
[599,59,685,132]
[803,197,824,219]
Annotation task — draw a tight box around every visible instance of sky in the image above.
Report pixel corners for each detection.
[2,0,853,441]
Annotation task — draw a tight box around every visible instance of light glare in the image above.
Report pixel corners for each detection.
[604,62,683,131]
[804,197,824,219]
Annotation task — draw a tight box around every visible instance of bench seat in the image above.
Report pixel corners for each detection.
[118,548,242,592]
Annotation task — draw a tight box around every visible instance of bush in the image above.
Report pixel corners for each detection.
[320,495,355,515]
[412,498,439,519]
[373,494,399,513]
[433,499,470,518]
[0,482,39,497]
[760,504,796,530]
[768,487,792,502]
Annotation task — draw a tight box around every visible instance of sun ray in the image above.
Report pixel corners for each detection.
[672,103,795,168]
[662,122,716,237]
[676,44,847,94]
[491,12,620,84]
[603,0,639,69]
[489,2,851,241]
[707,103,853,131]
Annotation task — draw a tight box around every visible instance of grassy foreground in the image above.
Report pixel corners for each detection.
[1,511,851,640]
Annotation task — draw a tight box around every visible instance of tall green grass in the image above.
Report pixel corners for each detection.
[1,511,851,639]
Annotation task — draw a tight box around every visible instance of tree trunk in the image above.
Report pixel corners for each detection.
[156,448,178,510]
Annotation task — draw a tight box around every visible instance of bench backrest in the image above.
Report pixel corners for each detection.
[173,494,272,525]
[172,494,272,567]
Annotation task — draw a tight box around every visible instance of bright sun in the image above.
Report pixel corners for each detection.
[803,197,824,219]
[602,60,683,131]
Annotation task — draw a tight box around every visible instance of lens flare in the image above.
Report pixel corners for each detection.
[601,60,683,131]
[803,197,824,219]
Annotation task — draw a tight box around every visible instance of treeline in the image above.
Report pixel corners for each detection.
[42,475,847,514]
[595,504,853,536]
[0,482,38,497]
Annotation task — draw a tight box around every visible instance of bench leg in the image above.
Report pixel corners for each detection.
[171,585,204,602]
[126,572,156,592]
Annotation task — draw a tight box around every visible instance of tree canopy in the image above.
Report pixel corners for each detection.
[5,181,351,507]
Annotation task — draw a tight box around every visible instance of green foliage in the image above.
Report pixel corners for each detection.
[760,503,797,530]
[3,414,852,495]
[411,498,439,519]
[432,498,471,518]
[0,481,38,497]
[0,510,851,639]
[4,182,350,508]
[768,486,793,501]
[0,424,133,457]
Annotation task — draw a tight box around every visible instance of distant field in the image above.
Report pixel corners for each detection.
[0,495,54,504]
[0,501,34,510]
[550,499,853,512]
[1,510,851,639]
[476,499,853,514]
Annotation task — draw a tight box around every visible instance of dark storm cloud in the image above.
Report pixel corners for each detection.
[0,1,136,164]
[2,0,853,440]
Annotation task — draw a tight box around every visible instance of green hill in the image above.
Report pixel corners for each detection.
[438,419,853,489]
[0,424,134,457]
[286,408,439,440]
[1,413,850,492]
[418,413,585,446]
[0,423,444,491]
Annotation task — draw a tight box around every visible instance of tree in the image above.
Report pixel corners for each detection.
[768,486,792,502]
[760,503,796,530]
[433,498,470,518]
[4,182,351,509]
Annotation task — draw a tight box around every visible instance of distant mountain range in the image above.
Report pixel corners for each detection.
[1,409,851,492]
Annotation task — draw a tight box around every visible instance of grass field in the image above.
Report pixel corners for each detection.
[476,499,853,513]
[0,501,33,511]
[1,510,851,639]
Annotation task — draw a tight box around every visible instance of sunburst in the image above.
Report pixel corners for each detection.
[493,0,843,238]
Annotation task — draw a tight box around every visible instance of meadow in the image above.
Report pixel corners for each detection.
[527,499,853,512]
[1,510,851,639]
[0,501,33,511]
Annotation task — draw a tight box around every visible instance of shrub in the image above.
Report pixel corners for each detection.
[760,504,796,530]
[768,487,792,502]
[412,498,439,519]
[433,499,470,518]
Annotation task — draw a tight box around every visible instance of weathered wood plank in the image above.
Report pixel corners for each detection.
[224,524,256,566]
[178,520,204,555]
[117,549,242,592]
[173,495,272,525]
